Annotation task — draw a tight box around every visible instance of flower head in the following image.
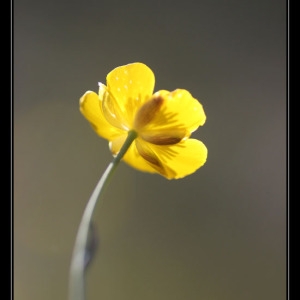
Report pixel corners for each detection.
[80,62,207,179]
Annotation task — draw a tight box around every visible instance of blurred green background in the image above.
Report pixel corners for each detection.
[14,0,286,299]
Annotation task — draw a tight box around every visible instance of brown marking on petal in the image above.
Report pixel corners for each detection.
[134,95,164,130]
[135,140,168,176]
[141,128,188,145]
[140,150,161,166]
[144,135,182,145]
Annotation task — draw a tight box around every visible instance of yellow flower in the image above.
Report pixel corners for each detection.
[80,62,207,179]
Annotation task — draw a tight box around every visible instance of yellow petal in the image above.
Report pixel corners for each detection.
[79,90,125,140]
[103,63,155,130]
[134,94,164,130]
[109,134,127,156]
[122,139,158,175]
[136,89,206,143]
[135,138,170,177]
[158,138,208,179]
[134,138,208,179]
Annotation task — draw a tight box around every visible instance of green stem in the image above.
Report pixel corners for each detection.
[69,130,137,300]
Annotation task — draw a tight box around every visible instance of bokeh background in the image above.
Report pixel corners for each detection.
[14,0,286,299]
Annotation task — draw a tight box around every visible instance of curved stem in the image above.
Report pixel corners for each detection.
[69,130,137,300]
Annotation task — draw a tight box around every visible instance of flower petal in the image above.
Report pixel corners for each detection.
[133,138,208,179]
[136,89,206,143]
[122,139,158,175]
[135,138,171,177]
[79,90,125,140]
[155,138,208,179]
[103,63,155,130]
[109,134,127,156]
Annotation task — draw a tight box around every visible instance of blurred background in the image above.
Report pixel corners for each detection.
[14,0,286,299]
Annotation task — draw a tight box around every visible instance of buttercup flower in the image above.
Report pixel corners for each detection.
[80,62,207,179]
